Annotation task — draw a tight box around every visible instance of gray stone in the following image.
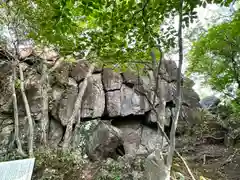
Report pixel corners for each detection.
[48,119,64,148]
[86,122,123,161]
[0,76,13,113]
[106,91,121,117]
[183,77,195,88]
[182,87,201,107]
[58,78,78,126]
[70,61,89,82]
[122,71,141,87]
[174,106,202,134]
[73,120,100,155]
[114,119,167,156]
[0,114,13,155]
[200,95,220,109]
[49,85,64,120]
[81,74,105,119]
[140,75,158,107]
[102,68,122,91]
[137,126,168,155]
[171,83,200,107]
[158,78,174,103]
[144,150,170,180]
[17,70,42,120]
[120,85,146,116]
[53,61,72,85]
[147,106,171,126]
[113,119,142,155]
[17,116,41,148]
[163,60,178,82]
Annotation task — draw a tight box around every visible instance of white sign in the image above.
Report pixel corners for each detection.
[0,158,35,180]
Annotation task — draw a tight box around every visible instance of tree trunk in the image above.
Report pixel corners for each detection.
[150,50,166,135]
[11,62,26,156]
[166,0,184,168]
[62,63,95,151]
[145,149,170,180]
[40,60,49,146]
[145,51,169,180]
[19,63,34,157]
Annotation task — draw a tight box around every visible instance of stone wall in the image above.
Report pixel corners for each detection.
[0,57,201,158]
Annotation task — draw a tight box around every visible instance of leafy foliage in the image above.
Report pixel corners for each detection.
[1,0,230,71]
[32,148,85,180]
[187,10,240,104]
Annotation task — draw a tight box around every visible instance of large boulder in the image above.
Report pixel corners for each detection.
[52,61,72,85]
[181,87,201,107]
[171,82,200,107]
[0,76,13,113]
[113,119,142,155]
[144,150,170,180]
[158,79,174,103]
[106,90,121,117]
[163,60,178,82]
[175,106,202,135]
[58,78,78,126]
[72,120,100,155]
[113,119,168,156]
[120,85,147,116]
[86,121,123,161]
[102,68,122,91]
[0,114,13,155]
[137,126,168,155]
[49,85,64,120]
[23,72,42,120]
[70,61,89,83]
[122,71,142,88]
[147,106,172,126]
[81,74,105,119]
[200,95,220,110]
[48,119,64,148]
[0,53,202,160]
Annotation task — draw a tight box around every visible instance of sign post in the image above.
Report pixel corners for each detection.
[0,158,35,180]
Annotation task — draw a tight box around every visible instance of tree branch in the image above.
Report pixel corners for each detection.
[131,0,149,21]
[135,87,196,180]
[62,63,95,150]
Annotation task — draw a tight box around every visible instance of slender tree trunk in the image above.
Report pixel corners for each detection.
[145,1,185,179]
[11,61,26,156]
[62,63,95,151]
[71,82,86,149]
[146,51,168,180]
[40,59,49,146]
[167,0,184,168]
[19,63,34,157]
[151,50,166,132]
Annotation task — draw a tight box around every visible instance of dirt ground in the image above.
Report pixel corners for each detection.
[175,134,240,180]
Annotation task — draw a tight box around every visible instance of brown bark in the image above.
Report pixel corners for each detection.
[62,63,95,151]
[40,59,49,146]
[19,63,34,157]
[11,61,26,156]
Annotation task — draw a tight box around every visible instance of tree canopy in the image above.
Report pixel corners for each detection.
[1,0,231,71]
[187,9,240,111]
